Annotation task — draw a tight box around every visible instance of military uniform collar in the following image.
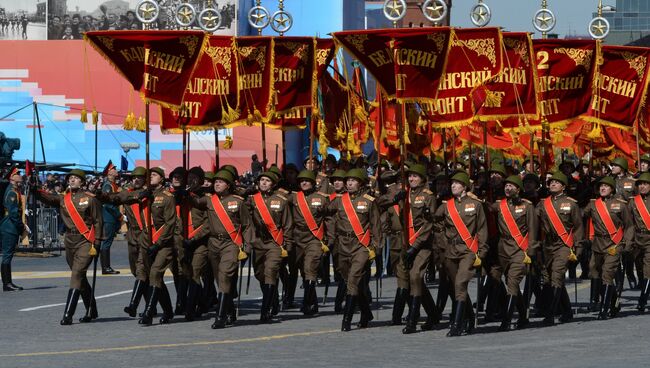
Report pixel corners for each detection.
[551,192,565,200]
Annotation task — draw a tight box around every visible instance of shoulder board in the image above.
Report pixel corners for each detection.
[590,198,596,202]
[84,192,96,197]
[521,198,532,204]
[275,194,288,201]
[423,189,433,195]
[363,194,375,201]
[467,192,482,201]
[232,195,244,200]
[277,188,290,194]
[566,197,577,203]
[205,193,212,197]
[442,200,448,204]
[616,198,627,204]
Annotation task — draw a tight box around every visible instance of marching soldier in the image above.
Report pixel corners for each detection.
[169,167,190,315]
[433,171,488,337]
[189,169,250,328]
[34,169,103,325]
[1,167,25,291]
[610,157,639,290]
[629,172,650,312]
[97,167,149,317]
[537,171,583,326]
[328,168,381,332]
[493,175,537,331]
[397,164,439,334]
[290,170,330,316]
[583,176,633,320]
[248,170,293,323]
[182,167,210,321]
[326,169,348,313]
[138,167,177,325]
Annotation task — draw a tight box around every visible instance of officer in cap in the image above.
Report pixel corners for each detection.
[326,168,348,312]
[1,167,25,291]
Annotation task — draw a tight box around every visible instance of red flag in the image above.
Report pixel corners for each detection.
[25,160,33,176]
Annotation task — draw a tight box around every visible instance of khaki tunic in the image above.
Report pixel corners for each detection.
[327,190,381,296]
[615,175,636,201]
[626,194,650,277]
[289,190,330,281]
[248,190,293,286]
[106,188,146,276]
[536,193,584,288]
[384,203,409,290]
[191,192,250,293]
[141,186,176,288]
[434,194,488,301]
[494,197,538,296]
[583,196,632,285]
[37,189,103,289]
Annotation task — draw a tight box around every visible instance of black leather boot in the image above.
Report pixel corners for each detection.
[159,284,175,324]
[559,286,573,323]
[79,286,98,323]
[637,278,650,312]
[139,286,159,325]
[402,296,420,334]
[174,278,188,315]
[477,276,490,312]
[498,294,517,331]
[436,278,450,321]
[184,281,200,321]
[420,287,439,331]
[341,295,356,332]
[516,291,529,329]
[588,278,602,312]
[227,282,237,325]
[100,248,120,275]
[357,288,374,328]
[124,280,146,317]
[598,284,614,320]
[447,300,464,337]
[624,254,638,289]
[212,292,230,329]
[140,283,158,317]
[60,289,80,325]
[334,282,346,314]
[463,296,475,334]
[2,264,23,291]
[260,284,276,323]
[543,287,562,326]
[271,286,280,316]
[302,280,318,316]
[391,288,409,325]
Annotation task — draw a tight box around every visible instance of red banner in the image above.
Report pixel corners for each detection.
[533,39,597,127]
[84,30,207,109]
[583,45,650,130]
[319,72,349,153]
[458,122,514,150]
[159,36,239,133]
[234,37,274,126]
[476,32,538,126]
[421,28,503,127]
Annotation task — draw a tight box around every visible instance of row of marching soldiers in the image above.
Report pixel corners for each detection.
[25,153,650,336]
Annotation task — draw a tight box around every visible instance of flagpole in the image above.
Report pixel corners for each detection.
[214,128,220,169]
[145,101,152,248]
[94,115,98,174]
[182,125,187,170]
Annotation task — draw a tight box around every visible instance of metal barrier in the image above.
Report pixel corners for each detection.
[21,205,62,251]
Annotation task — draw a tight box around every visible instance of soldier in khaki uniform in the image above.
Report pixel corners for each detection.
[326,169,348,313]
[629,173,650,312]
[434,171,488,337]
[290,170,330,316]
[328,168,381,331]
[138,167,177,325]
[248,171,293,322]
[35,169,103,325]
[181,167,210,321]
[396,164,439,334]
[610,157,639,290]
[97,167,149,318]
[493,175,537,331]
[536,171,584,326]
[583,176,633,319]
[189,169,250,328]
[168,167,190,316]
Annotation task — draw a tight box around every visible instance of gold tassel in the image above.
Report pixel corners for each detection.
[367,246,376,261]
[246,111,254,126]
[404,121,411,145]
[587,123,602,140]
[88,244,97,257]
[318,121,329,158]
[473,254,482,268]
[237,249,248,261]
[223,135,233,149]
[280,247,288,258]
[136,116,146,132]
[321,242,330,253]
[607,246,617,256]
[80,106,88,123]
[91,108,99,125]
[523,252,531,265]
[253,107,263,123]
[567,249,578,262]
[347,131,362,156]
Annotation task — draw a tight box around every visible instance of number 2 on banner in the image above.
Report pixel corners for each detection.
[537,51,549,70]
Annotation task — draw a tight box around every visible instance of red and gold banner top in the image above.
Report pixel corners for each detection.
[160,36,239,133]
[272,37,316,120]
[84,30,207,109]
[391,27,452,102]
[476,32,538,125]
[234,36,274,126]
[420,27,503,128]
[584,44,650,130]
[319,72,349,153]
[533,39,598,127]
